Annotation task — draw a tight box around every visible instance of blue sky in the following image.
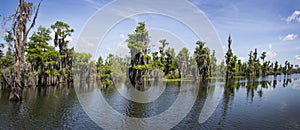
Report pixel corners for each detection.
[1,0,300,66]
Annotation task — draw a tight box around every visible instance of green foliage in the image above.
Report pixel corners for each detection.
[176,48,189,78]
[150,51,162,69]
[253,48,261,76]
[96,56,103,78]
[2,19,300,90]
[284,60,293,75]
[159,39,169,51]
[110,56,126,83]
[74,52,92,72]
[26,26,52,62]
[209,50,217,77]
[50,21,74,83]
[126,22,151,86]
[225,35,237,78]
[51,21,74,46]
[100,65,112,87]
[1,47,14,69]
[24,26,62,85]
[218,60,226,76]
[165,47,179,79]
[50,21,74,65]
[260,52,266,62]
[194,41,210,81]
[133,64,151,70]
[127,22,149,57]
[274,61,279,74]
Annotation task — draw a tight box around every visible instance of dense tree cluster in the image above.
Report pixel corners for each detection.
[25,26,60,86]
[224,35,299,78]
[25,22,75,86]
[1,22,75,88]
[92,24,300,88]
[0,2,77,101]
[194,41,210,81]
[92,23,222,86]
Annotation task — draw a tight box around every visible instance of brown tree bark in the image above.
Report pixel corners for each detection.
[9,0,41,101]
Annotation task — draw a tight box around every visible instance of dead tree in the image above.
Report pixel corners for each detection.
[8,0,41,101]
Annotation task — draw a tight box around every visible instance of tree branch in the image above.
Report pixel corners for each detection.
[25,0,42,36]
[11,5,19,36]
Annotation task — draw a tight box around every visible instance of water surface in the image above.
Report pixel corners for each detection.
[1,74,300,129]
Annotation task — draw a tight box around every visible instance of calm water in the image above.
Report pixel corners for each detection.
[1,74,300,129]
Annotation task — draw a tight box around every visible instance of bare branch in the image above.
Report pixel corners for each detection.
[11,5,19,36]
[25,0,42,36]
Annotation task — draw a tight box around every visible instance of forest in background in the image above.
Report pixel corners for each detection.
[1,0,300,101]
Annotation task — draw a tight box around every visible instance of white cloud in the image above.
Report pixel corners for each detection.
[268,43,272,49]
[79,37,95,48]
[238,57,247,63]
[116,42,130,57]
[295,55,300,61]
[294,55,300,66]
[286,10,300,23]
[120,34,126,39]
[267,51,277,59]
[50,30,55,46]
[279,34,298,41]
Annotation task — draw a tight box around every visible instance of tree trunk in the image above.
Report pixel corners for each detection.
[129,52,147,87]
[10,0,25,101]
[9,0,41,101]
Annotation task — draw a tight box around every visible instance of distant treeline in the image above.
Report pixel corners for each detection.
[92,22,300,87]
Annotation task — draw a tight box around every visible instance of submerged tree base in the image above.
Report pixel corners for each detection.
[9,93,22,101]
[9,89,22,101]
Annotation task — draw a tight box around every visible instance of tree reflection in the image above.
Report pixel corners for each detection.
[223,75,296,101]
[273,76,277,88]
[197,81,208,99]
[283,75,292,87]
[258,77,271,98]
